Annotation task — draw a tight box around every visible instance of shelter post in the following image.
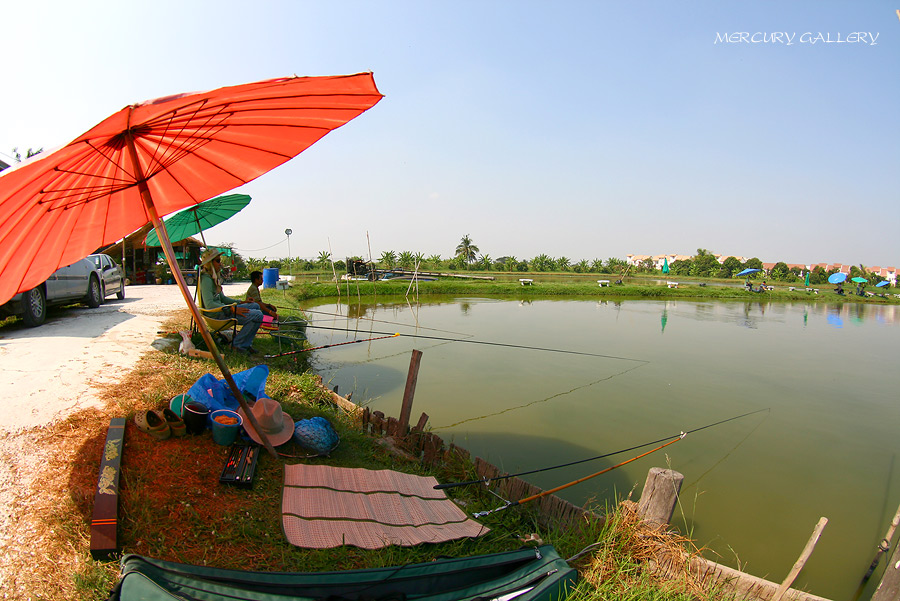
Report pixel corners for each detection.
[124,132,278,459]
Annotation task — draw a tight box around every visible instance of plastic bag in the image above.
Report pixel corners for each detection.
[186,365,271,415]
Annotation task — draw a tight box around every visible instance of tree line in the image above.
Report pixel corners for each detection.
[232,237,890,286]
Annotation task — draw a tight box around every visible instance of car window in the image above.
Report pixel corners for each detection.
[90,256,101,269]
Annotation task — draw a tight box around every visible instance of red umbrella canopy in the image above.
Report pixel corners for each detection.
[0,73,382,305]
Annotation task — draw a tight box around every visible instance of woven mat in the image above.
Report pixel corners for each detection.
[282,464,489,549]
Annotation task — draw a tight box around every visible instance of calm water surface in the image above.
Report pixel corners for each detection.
[300,296,900,599]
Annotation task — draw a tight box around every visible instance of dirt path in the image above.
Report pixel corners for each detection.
[0,283,247,597]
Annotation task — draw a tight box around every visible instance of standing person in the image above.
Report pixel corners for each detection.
[199,249,263,354]
[246,271,278,319]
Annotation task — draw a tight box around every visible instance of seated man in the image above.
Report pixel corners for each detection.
[246,271,278,319]
[199,250,263,354]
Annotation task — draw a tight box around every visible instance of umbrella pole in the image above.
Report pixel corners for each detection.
[124,137,278,459]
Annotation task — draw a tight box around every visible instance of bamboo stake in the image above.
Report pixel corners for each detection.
[862,501,900,583]
[772,517,828,601]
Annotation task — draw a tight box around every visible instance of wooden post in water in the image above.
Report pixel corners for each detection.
[398,350,423,435]
[872,538,900,601]
[636,467,684,526]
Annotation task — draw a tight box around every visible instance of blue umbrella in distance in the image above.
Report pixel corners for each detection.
[876,281,889,288]
[828,272,847,284]
[736,268,762,277]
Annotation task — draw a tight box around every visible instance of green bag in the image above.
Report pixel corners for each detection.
[108,545,576,601]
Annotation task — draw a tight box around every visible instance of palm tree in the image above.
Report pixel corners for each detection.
[316,250,332,269]
[555,256,570,272]
[504,256,519,272]
[590,259,604,273]
[532,254,552,272]
[414,252,426,269]
[477,254,492,270]
[575,259,589,273]
[427,254,442,267]
[379,250,396,268]
[455,234,479,269]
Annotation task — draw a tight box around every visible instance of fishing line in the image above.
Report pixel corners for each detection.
[282,307,474,338]
[306,325,649,363]
[434,362,648,429]
[435,407,770,490]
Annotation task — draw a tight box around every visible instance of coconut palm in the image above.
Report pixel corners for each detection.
[504,255,519,272]
[575,259,589,273]
[316,250,332,269]
[477,254,492,270]
[455,234,479,269]
[532,254,553,272]
[590,259,604,273]
[555,256,570,271]
[427,254,442,268]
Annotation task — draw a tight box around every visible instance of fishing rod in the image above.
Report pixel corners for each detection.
[306,325,648,362]
[264,333,400,358]
[472,433,686,519]
[435,407,770,490]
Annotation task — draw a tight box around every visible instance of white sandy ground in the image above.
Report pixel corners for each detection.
[0,283,247,597]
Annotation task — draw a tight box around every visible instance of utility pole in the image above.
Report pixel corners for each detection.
[285,228,292,277]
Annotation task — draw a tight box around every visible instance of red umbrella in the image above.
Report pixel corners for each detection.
[0,73,382,454]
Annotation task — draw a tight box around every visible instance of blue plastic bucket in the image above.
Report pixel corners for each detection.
[262,268,279,289]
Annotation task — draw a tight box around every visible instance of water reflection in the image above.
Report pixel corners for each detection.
[301,296,900,600]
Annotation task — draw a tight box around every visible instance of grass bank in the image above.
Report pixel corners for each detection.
[289,275,899,304]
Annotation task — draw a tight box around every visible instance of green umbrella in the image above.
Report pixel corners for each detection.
[145,194,251,247]
[662,257,669,275]
[804,271,810,286]
[851,277,868,283]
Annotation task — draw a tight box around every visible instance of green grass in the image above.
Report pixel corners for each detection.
[286,275,898,304]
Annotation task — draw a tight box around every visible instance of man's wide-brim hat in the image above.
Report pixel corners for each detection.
[201,249,223,266]
[237,397,294,447]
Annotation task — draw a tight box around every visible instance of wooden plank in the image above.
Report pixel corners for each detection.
[90,418,126,559]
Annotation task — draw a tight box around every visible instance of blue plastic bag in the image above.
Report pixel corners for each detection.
[186,365,271,417]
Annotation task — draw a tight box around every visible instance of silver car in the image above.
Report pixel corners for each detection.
[0,254,124,327]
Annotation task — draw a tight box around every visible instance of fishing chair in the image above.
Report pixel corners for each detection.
[192,272,237,347]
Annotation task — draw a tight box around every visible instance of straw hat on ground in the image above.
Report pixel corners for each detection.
[237,397,294,447]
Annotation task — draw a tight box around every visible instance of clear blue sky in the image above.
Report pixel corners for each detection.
[2,1,898,267]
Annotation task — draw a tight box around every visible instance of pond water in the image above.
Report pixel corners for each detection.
[299,295,900,599]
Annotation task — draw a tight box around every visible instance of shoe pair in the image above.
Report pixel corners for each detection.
[234,346,259,355]
[135,408,187,440]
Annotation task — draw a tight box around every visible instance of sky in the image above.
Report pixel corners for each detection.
[2,1,898,267]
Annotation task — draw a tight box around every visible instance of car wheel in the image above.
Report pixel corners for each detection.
[86,275,102,308]
[116,280,125,300]
[22,287,47,327]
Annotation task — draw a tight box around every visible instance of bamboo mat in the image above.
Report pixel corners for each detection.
[282,464,489,549]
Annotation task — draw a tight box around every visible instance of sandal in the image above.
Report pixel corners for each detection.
[157,408,186,437]
[135,410,171,440]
